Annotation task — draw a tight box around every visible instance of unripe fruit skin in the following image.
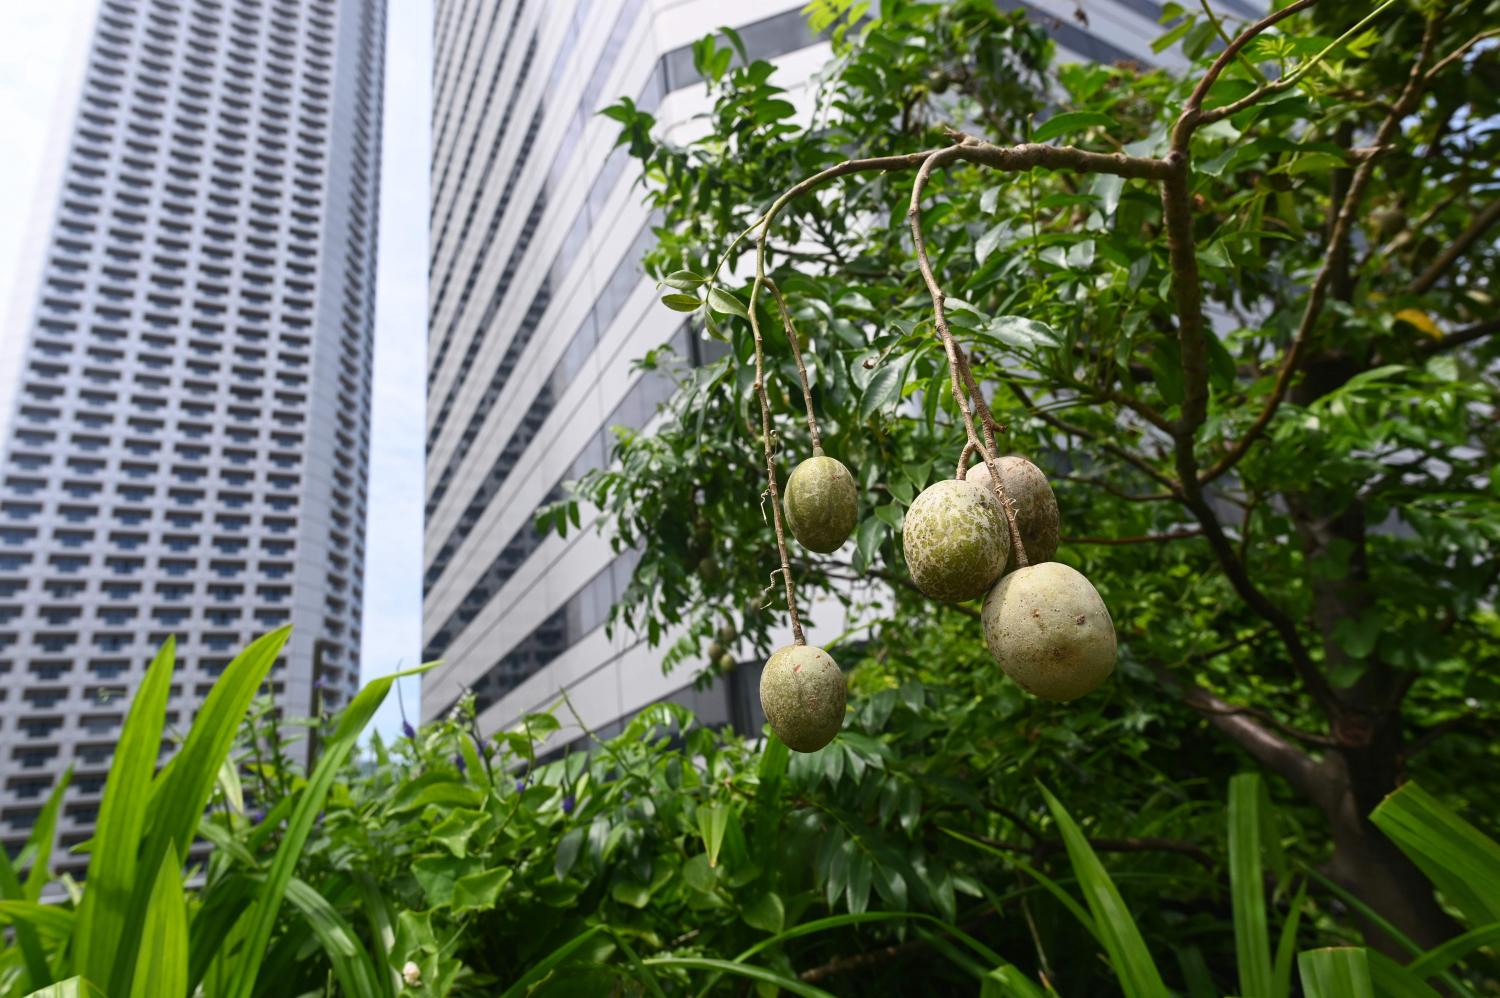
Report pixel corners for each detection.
[903,479,1010,602]
[966,455,1060,570]
[982,562,1116,701]
[784,456,859,553]
[759,644,846,752]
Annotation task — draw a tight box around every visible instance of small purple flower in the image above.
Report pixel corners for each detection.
[249,808,265,824]
[453,752,466,773]
[402,720,417,739]
[561,794,576,815]
[515,778,527,794]
[313,678,326,690]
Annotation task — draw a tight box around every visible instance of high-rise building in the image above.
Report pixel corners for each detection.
[419,0,1254,740]
[0,0,386,870]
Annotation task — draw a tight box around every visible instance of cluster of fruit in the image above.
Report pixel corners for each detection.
[759,452,1117,753]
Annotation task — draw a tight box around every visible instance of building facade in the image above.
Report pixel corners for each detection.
[0,0,386,870]
[419,0,1255,741]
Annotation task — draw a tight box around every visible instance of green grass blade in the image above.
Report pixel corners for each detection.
[72,637,175,993]
[0,837,53,990]
[643,957,837,998]
[186,873,256,995]
[1370,782,1500,925]
[224,662,431,998]
[284,877,387,998]
[0,901,76,939]
[980,965,1050,998]
[942,827,1102,945]
[22,977,107,998]
[1304,871,1423,957]
[605,928,669,998]
[496,925,606,998]
[1407,921,1500,979]
[1271,880,1307,998]
[1038,784,1169,998]
[353,872,402,996]
[1229,772,1273,998]
[23,767,72,902]
[130,845,188,998]
[112,627,290,993]
[1364,949,1441,998]
[1298,947,1374,998]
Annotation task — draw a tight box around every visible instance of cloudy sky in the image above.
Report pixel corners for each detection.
[0,1,431,743]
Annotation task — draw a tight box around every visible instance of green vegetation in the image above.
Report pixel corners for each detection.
[6,0,1500,993]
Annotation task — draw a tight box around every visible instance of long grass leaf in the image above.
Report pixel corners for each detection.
[130,845,188,998]
[1407,921,1500,979]
[942,826,1102,945]
[644,957,837,998]
[284,877,387,998]
[496,925,606,998]
[1370,782,1500,925]
[606,928,669,998]
[0,901,76,939]
[186,873,256,995]
[1038,784,1169,998]
[1271,880,1307,998]
[1364,949,1441,998]
[73,637,175,992]
[1298,947,1374,998]
[23,767,72,902]
[21,977,107,998]
[224,662,431,998]
[1229,773,1273,998]
[353,872,402,996]
[980,965,1050,998]
[0,835,53,990]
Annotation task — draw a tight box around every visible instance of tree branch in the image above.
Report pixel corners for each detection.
[1423,26,1500,83]
[1062,529,1203,545]
[1408,195,1500,295]
[1200,16,1443,486]
[968,830,1218,871]
[1413,317,1500,357]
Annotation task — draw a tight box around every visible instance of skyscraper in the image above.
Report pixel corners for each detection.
[419,0,1253,742]
[0,0,386,870]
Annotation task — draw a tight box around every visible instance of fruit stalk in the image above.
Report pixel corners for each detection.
[764,278,824,457]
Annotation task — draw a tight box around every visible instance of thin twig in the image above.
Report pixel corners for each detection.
[764,278,824,455]
[749,236,805,645]
[1062,529,1203,545]
[1408,195,1500,295]
[1423,27,1500,83]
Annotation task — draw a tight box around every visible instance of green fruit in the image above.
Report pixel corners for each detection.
[698,555,721,585]
[716,621,738,643]
[965,455,1060,571]
[784,455,859,553]
[902,478,1009,602]
[759,644,846,752]
[717,653,736,672]
[982,562,1116,701]
[707,641,726,661]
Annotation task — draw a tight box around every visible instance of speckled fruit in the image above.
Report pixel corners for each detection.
[982,562,1116,701]
[903,479,1010,602]
[966,455,1060,571]
[784,455,859,553]
[759,644,846,752]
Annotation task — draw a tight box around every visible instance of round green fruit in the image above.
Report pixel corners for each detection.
[903,478,1010,602]
[965,455,1060,570]
[784,455,859,553]
[982,562,1116,701]
[759,644,846,752]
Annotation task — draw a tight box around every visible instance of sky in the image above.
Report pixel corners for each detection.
[0,1,431,744]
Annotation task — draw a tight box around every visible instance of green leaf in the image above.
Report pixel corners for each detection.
[1364,950,1441,998]
[873,864,909,910]
[1091,173,1124,217]
[661,270,705,291]
[976,221,1008,264]
[707,286,749,319]
[981,965,1050,998]
[1228,773,1273,998]
[661,293,702,312]
[1298,948,1373,998]
[22,978,107,998]
[1152,19,1193,54]
[555,826,585,880]
[73,637,176,995]
[643,957,837,998]
[860,359,905,421]
[1272,881,1308,998]
[0,770,68,990]
[846,850,873,915]
[743,891,785,933]
[454,867,514,913]
[129,846,188,998]
[698,804,730,868]
[224,658,432,998]
[854,515,884,571]
[1032,110,1117,143]
[0,900,76,939]
[1370,782,1500,926]
[284,877,388,998]
[1408,921,1500,979]
[1038,785,1168,998]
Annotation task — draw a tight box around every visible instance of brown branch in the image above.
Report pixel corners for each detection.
[1153,664,1334,808]
[1055,474,1176,503]
[764,278,824,455]
[1423,27,1500,83]
[1413,318,1500,357]
[1006,382,1182,496]
[801,936,930,983]
[1408,195,1500,295]
[1161,158,1211,439]
[1173,0,1321,145]
[1200,16,1443,486]
[1189,698,1339,748]
[1062,529,1202,545]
